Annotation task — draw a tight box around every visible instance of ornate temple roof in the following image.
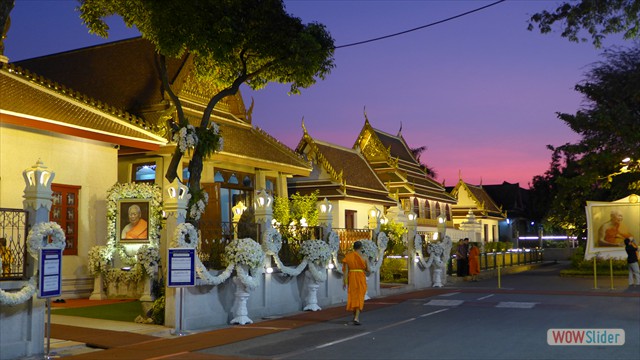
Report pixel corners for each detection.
[0,62,166,150]
[449,179,506,219]
[12,38,310,172]
[354,117,456,203]
[291,125,397,205]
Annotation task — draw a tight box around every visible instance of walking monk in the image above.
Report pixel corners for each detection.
[468,242,480,281]
[342,241,369,325]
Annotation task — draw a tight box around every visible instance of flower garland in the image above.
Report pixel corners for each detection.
[172,223,199,249]
[189,190,208,221]
[173,124,198,153]
[262,227,308,277]
[88,245,112,276]
[224,238,265,270]
[137,245,160,277]
[105,182,163,261]
[1,221,66,306]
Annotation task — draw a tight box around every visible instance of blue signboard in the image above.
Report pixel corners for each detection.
[168,248,195,287]
[38,248,62,298]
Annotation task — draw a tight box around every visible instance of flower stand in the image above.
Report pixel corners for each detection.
[89,273,107,300]
[432,267,444,287]
[303,271,322,311]
[139,275,155,302]
[230,276,253,325]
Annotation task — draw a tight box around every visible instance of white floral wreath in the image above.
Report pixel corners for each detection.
[173,223,199,249]
[27,221,66,258]
[1,221,66,306]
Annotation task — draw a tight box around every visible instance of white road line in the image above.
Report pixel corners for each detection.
[496,301,538,309]
[315,331,373,349]
[424,299,464,307]
[477,294,495,301]
[419,309,449,317]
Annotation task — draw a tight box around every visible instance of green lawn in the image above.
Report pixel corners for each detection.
[51,300,144,322]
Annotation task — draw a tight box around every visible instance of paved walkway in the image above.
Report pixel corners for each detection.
[43,261,640,359]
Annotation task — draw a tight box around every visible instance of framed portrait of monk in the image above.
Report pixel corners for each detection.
[118,200,150,243]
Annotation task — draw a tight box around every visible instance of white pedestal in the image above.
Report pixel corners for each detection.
[303,281,321,311]
[230,277,252,325]
[139,276,154,302]
[89,274,107,300]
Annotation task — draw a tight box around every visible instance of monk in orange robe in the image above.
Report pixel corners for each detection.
[342,241,369,325]
[468,243,480,281]
[121,204,148,239]
[597,210,633,247]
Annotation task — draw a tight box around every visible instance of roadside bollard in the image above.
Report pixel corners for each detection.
[497,265,501,289]
[593,256,598,289]
[609,258,615,290]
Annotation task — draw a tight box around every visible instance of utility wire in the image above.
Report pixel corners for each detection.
[334,0,507,49]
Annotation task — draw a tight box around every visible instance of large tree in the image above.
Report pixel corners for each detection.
[528,0,640,47]
[79,0,335,223]
[531,45,640,235]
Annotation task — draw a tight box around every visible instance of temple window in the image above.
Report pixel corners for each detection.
[133,162,156,184]
[50,184,80,256]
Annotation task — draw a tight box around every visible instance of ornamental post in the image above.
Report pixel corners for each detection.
[317,198,333,238]
[23,159,55,228]
[164,180,190,328]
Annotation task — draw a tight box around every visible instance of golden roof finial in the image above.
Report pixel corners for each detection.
[301,117,307,135]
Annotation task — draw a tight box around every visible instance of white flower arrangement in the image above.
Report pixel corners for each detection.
[2,221,66,306]
[88,245,111,276]
[173,124,198,153]
[137,245,160,277]
[300,240,332,266]
[224,238,265,270]
[173,223,199,249]
[27,221,66,259]
[189,191,208,221]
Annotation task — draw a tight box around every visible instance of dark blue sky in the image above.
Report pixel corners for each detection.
[4,1,628,187]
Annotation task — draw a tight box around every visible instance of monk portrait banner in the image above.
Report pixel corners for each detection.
[118,200,150,243]
[585,195,640,260]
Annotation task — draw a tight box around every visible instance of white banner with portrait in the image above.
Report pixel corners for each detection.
[585,194,640,260]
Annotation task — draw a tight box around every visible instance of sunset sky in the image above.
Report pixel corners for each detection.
[4,1,629,188]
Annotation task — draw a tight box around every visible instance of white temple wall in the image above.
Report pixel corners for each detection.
[0,125,116,298]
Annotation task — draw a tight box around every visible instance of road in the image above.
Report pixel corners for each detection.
[197,263,640,360]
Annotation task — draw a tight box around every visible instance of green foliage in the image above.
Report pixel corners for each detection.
[531,46,640,236]
[272,195,290,226]
[78,0,336,215]
[290,190,319,226]
[380,257,407,283]
[528,0,640,48]
[565,246,629,275]
[380,221,408,256]
[150,295,165,325]
[483,241,513,253]
[271,190,319,265]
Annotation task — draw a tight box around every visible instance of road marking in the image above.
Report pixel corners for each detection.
[424,299,464,307]
[315,331,373,349]
[477,294,494,301]
[419,309,449,317]
[496,301,538,309]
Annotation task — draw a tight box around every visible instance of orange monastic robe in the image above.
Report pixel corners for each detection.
[468,246,480,275]
[342,251,368,311]
[125,219,148,239]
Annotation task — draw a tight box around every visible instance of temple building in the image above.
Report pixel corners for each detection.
[7,37,312,296]
[447,179,507,242]
[354,116,457,235]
